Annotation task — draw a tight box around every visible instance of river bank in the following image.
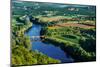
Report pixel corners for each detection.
[26,24,74,63]
[40,26,96,62]
[12,17,61,66]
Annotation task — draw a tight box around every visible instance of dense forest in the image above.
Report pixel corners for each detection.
[11,0,96,66]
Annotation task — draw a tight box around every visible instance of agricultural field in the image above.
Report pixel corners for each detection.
[11,0,96,66]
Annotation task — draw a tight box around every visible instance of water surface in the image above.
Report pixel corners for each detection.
[26,24,74,63]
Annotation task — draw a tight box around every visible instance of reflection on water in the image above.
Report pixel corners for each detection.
[26,24,74,63]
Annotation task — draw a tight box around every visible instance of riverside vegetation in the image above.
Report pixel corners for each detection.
[11,15,60,66]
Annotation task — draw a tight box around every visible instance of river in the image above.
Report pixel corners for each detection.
[26,24,74,63]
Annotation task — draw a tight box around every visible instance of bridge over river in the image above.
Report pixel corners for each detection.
[30,36,45,41]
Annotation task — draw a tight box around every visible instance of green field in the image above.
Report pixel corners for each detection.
[41,26,96,61]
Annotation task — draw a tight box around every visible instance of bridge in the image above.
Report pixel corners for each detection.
[30,36,45,41]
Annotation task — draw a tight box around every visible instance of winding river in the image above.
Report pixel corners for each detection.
[26,24,74,63]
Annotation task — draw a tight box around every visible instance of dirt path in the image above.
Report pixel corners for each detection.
[48,23,95,29]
